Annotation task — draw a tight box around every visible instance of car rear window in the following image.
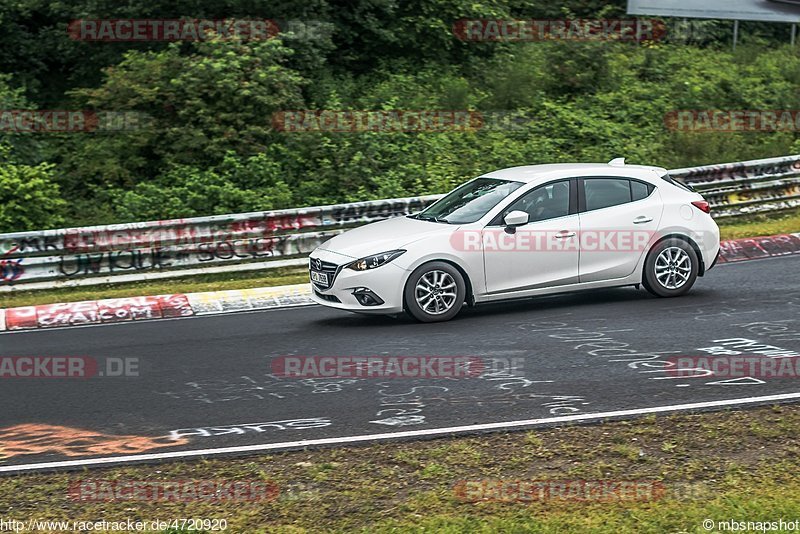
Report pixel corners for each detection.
[661,174,696,193]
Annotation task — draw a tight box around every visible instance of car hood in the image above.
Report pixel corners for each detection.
[317,216,456,259]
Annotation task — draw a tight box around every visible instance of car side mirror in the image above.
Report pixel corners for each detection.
[503,210,528,234]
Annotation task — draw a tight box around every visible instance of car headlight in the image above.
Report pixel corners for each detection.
[347,250,406,271]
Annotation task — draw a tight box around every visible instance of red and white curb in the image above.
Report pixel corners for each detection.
[0,284,313,332]
[716,232,800,263]
[0,294,194,331]
[186,284,314,314]
[1,233,798,332]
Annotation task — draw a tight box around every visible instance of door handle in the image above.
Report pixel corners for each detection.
[633,216,653,224]
[554,231,576,238]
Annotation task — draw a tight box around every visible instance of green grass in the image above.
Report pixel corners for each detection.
[1,207,798,310]
[717,207,800,240]
[2,405,800,532]
[0,266,308,309]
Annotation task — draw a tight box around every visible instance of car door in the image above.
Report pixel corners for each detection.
[577,177,663,283]
[483,179,580,295]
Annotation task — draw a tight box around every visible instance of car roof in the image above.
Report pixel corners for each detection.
[481,163,668,184]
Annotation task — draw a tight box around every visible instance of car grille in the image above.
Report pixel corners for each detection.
[314,290,341,303]
[309,257,343,290]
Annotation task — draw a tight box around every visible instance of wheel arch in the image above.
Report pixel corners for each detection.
[402,258,475,312]
[646,233,706,277]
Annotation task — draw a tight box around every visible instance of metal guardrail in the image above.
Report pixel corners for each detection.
[1,155,798,289]
[0,196,440,289]
[671,154,800,218]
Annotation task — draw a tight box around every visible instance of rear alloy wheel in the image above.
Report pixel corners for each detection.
[404,261,466,323]
[642,238,699,297]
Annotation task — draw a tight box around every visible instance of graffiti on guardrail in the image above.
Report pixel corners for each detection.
[699,181,800,208]
[0,232,342,286]
[61,213,319,254]
[0,197,440,287]
[330,198,432,223]
[673,154,800,186]
[0,237,58,256]
[0,247,24,283]
[56,235,320,277]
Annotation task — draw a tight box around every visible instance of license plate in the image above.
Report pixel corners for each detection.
[310,271,328,285]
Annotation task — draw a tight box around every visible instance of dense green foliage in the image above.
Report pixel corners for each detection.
[0,0,799,231]
[0,146,66,232]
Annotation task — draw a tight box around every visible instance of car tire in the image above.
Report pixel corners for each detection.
[642,238,699,298]
[404,261,466,323]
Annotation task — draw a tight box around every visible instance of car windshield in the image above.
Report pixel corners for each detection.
[412,178,523,224]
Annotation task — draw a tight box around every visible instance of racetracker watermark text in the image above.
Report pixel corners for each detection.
[665,110,800,132]
[0,357,139,378]
[69,479,278,502]
[451,229,656,252]
[69,19,278,41]
[271,356,524,378]
[668,355,800,379]
[452,19,666,41]
[454,479,666,502]
[68,19,332,41]
[0,110,150,133]
[271,110,534,132]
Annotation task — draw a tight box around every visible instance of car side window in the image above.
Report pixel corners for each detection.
[631,180,654,201]
[505,180,571,223]
[584,178,633,211]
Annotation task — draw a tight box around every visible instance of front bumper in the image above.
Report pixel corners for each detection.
[308,250,407,314]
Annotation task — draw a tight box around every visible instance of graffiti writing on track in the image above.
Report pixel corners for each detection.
[168,417,332,440]
[0,424,188,459]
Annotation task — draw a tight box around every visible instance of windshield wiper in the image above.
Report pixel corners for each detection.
[412,214,450,223]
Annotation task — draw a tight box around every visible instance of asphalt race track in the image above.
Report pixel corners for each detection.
[1,255,799,473]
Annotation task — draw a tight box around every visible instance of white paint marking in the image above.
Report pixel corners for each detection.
[705,377,766,386]
[3,391,800,473]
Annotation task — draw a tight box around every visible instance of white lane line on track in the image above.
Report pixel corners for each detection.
[3,391,800,473]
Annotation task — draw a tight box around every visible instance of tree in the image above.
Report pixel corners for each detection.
[65,37,306,189]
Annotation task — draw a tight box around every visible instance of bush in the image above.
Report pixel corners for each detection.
[0,151,66,232]
[110,153,294,222]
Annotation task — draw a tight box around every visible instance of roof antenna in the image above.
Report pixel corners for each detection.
[608,158,626,166]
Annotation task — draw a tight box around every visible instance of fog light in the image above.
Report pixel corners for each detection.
[351,288,384,306]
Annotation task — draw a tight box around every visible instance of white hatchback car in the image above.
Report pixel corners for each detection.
[309,160,721,322]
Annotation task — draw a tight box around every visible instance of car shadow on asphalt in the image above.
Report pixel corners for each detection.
[312,287,718,328]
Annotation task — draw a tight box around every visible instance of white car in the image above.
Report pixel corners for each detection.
[309,159,721,322]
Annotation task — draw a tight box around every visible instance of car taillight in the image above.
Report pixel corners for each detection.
[691,200,711,214]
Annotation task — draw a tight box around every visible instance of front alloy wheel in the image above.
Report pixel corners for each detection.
[404,261,466,322]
